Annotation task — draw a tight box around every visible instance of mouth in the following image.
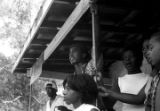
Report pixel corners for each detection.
[63,97,69,103]
[147,57,152,64]
[145,56,151,63]
[125,63,132,67]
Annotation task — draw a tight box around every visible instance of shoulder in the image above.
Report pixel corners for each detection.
[90,108,99,111]
[52,95,64,105]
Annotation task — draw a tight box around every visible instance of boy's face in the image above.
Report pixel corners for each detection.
[147,36,160,68]
[63,83,81,105]
[69,47,82,65]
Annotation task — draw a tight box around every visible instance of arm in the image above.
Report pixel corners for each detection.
[110,85,146,105]
[99,84,146,105]
[99,77,120,108]
[57,106,72,111]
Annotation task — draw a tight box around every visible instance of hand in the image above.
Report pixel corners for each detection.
[98,86,111,97]
[56,106,72,111]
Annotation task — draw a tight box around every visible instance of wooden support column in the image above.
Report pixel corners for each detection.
[90,0,99,75]
[90,0,99,107]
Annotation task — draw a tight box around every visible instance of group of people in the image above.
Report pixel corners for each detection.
[44,32,160,111]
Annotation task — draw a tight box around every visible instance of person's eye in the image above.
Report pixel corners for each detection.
[65,86,70,91]
[149,46,153,51]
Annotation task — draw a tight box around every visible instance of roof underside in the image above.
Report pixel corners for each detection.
[13,0,160,78]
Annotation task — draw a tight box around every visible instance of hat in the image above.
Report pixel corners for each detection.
[45,80,57,89]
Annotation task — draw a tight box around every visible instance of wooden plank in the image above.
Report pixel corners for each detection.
[40,71,71,80]
[30,53,44,85]
[12,0,55,73]
[44,0,90,60]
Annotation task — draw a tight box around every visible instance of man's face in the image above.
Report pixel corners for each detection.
[147,36,160,68]
[69,47,82,65]
[46,84,57,98]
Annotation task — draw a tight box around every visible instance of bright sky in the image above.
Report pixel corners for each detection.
[0,40,16,57]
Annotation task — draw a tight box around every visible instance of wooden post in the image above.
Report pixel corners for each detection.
[90,0,99,80]
[90,0,99,107]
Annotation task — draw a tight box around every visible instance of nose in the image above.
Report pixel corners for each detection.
[123,57,130,62]
[146,50,151,57]
[63,89,67,96]
[69,52,73,59]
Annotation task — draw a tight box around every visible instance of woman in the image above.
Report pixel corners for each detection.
[99,44,150,111]
[61,74,100,111]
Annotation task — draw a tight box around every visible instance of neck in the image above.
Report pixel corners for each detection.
[127,68,141,74]
[50,95,56,101]
[154,65,160,73]
[74,63,87,74]
[73,100,82,109]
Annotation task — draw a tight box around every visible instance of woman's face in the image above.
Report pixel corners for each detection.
[63,83,81,105]
[122,50,137,71]
[69,47,82,65]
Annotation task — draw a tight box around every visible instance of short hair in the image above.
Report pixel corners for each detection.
[45,80,57,89]
[63,74,98,104]
[122,43,143,67]
[70,44,91,62]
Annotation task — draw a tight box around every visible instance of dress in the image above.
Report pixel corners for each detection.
[118,73,149,111]
[74,104,100,111]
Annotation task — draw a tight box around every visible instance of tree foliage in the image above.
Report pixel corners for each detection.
[0,0,45,110]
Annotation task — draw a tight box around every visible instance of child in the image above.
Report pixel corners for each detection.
[145,32,160,111]
[59,74,99,111]
[99,44,149,111]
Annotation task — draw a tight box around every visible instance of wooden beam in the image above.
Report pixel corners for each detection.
[44,0,90,60]
[40,71,71,80]
[12,0,55,73]
[30,53,44,85]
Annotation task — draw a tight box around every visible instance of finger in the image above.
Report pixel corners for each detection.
[98,86,107,92]
[99,92,109,97]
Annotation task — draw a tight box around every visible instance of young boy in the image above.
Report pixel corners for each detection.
[145,32,160,111]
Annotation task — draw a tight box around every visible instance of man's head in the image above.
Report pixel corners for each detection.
[147,32,160,69]
[46,81,57,98]
[69,44,90,65]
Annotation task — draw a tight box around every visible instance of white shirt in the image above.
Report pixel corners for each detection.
[46,96,74,111]
[118,73,149,111]
[74,104,99,111]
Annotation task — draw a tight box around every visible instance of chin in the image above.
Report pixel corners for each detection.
[66,101,72,105]
[64,99,72,105]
